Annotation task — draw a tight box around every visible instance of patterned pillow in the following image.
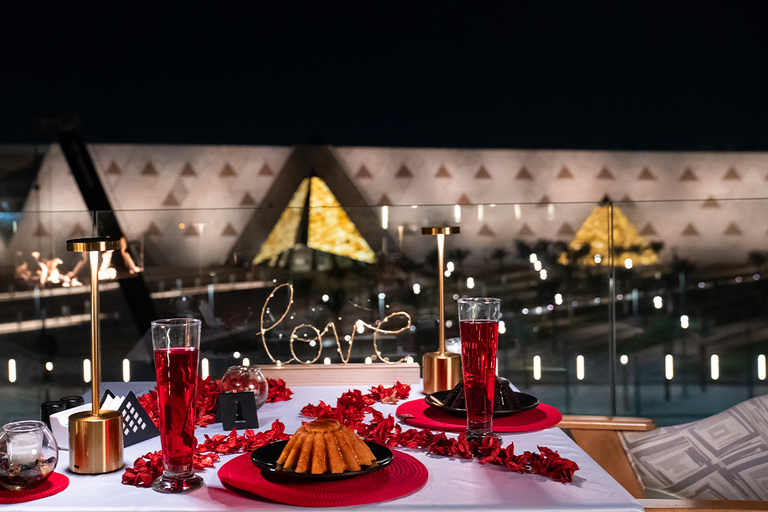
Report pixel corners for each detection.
[620,394,768,500]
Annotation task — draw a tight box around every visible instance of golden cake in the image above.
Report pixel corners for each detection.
[276,418,376,474]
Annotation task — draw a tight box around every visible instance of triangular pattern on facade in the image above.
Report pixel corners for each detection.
[722,168,741,180]
[475,166,491,179]
[703,196,720,208]
[518,224,534,237]
[378,194,392,206]
[537,195,550,207]
[400,224,415,235]
[106,162,121,175]
[724,222,742,235]
[682,223,699,236]
[356,165,373,179]
[258,163,274,176]
[557,167,573,179]
[184,225,199,237]
[146,222,161,236]
[478,224,494,236]
[680,168,698,181]
[34,223,50,237]
[639,223,658,236]
[435,165,451,178]
[619,195,634,206]
[515,167,533,180]
[180,163,197,177]
[456,194,471,205]
[141,162,158,176]
[596,167,615,180]
[69,222,87,239]
[240,193,256,206]
[162,192,180,206]
[638,167,656,180]
[253,176,376,265]
[557,223,575,236]
[395,165,413,178]
[221,223,238,236]
[219,163,237,178]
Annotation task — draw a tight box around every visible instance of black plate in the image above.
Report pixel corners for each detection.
[425,390,539,417]
[251,440,393,480]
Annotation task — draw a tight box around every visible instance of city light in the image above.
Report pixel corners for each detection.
[680,315,689,329]
[530,253,538,264]
[758,355,766,381]
[540,269,547,280]
[624,258,633,269]
[8,359,16,383]
[356,320,365,334]
[620,354,629,365]
[498,320,506,334]
[324,357,331,365]
[381,205,388,229]
[665,354,674,380]
[413,283,421,294]
[466,277,475,289]
[322,294,329,302]
[710,354,719,380]
[698,282,706,288]
[446,262,455,273]
[243,357,250,366]
[406,356,414,364]
[83,359,91,383]
[594,254,602,264]
[534,260,542,271]
[533,355,542,380]
[522,308,529,315]
[233,351,241,359]
[45,362,53,372]
[554,293,563,305]
[122,359,131,382]
[365,357,372,364]
[454,204,461,223]
[477,204,484,221]
[654,296,663,309]
[201,358,209,379]
[576,355,585,380]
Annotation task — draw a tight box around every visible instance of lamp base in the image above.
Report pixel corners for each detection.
[422,351,462,394]
[69,410,124,474]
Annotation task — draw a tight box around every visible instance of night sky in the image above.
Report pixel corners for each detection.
[3,2,768,150]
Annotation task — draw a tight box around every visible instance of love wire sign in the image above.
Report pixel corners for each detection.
[257,283,412,366]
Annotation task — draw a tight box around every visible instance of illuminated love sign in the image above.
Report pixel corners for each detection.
[257,283,412,365]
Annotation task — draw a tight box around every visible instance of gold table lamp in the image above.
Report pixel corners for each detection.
[66,237,124,474]
[421,227,462,394]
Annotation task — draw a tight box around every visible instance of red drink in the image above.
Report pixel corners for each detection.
[154,347,199,476]
[459,317,499,440]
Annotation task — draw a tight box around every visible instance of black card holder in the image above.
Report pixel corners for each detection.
[217,392,259,431]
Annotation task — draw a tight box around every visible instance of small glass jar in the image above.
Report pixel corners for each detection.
[221,365,269,409]
[0,420,59,491]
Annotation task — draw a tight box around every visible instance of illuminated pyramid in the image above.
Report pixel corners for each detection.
[558,203,659,266]
[253,176,376,265]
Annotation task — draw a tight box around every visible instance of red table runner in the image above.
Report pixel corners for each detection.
[218,449,427,507]
[396,398,562,432]
[0,472,69,504]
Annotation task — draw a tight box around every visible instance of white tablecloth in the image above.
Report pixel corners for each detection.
[6,383,644,512]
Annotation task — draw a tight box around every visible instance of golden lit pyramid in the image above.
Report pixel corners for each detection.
[558,203,659,266]
[254,176,376,265]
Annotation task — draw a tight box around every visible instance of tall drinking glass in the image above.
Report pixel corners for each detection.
[151,318,204,493]
[458,298,500,442]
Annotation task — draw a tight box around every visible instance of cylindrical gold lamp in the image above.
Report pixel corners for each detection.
[421,227,462,394]
[66,237,124,474]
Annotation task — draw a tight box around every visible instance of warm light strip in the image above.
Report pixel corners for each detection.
[201,358,209,379]
[8,359,16,383]
[477,204,484,221]
[242,357,250,366]
[665,354,674,380]
[533,355,541,380]
[83,359,91,383]
[122,359,131,383]
[454,204,461,223]
[576,355,585,381]
[758,355,766,381]
[381,205,389,230]
[710,354,719,381]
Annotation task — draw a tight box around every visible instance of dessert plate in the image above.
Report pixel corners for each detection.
[251,440,393,481]
[425,390,539,418]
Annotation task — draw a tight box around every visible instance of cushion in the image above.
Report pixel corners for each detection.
[620,394,768,500]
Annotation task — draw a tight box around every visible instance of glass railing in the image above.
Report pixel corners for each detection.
[1,200,766,426]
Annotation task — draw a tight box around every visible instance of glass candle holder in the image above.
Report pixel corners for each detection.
[0,420,59,491]
[221,365,269,409]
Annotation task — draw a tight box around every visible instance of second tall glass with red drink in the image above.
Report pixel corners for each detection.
[458,297,500,442]
[151,318,204,493]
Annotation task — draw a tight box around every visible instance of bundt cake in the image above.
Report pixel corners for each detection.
[276,418,376,474]
[442,377,521,411]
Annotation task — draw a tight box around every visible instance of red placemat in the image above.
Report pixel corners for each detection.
[219,449,427,507]
[0,472,69,504]
[396,398,562,432]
